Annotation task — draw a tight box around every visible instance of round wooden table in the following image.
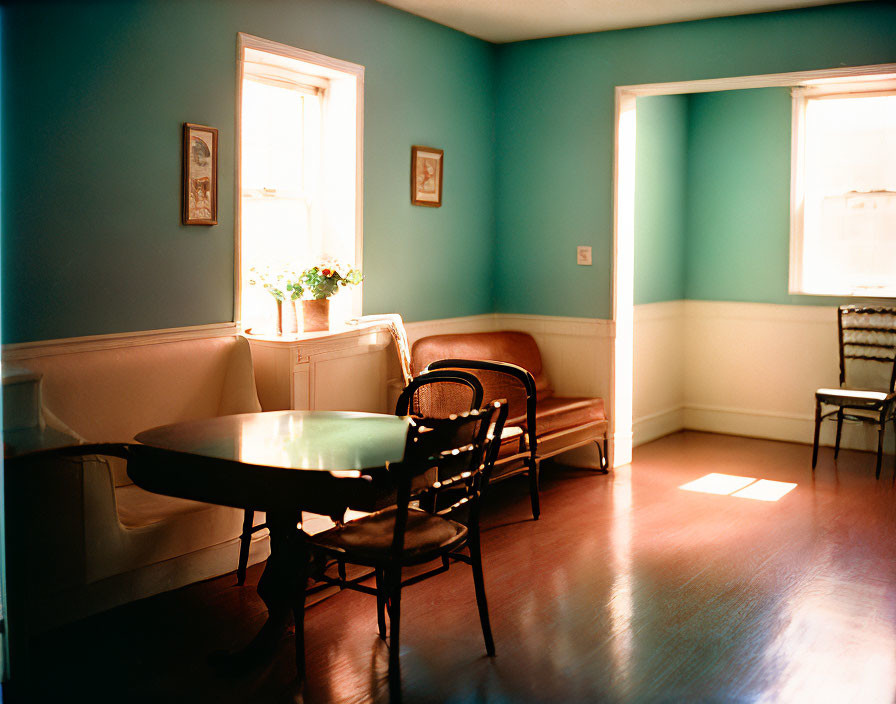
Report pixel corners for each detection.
[130,410,413,676]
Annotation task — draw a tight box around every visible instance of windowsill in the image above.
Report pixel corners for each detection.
[788,289,896,299]
[242,318,394,345]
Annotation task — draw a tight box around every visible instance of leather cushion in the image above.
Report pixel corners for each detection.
[411,331,553,422]
[307,507,467,564]
[411,331,552,397]
[507,396,607,436]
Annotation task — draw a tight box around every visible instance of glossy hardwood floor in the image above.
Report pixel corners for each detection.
[20,432,896,703]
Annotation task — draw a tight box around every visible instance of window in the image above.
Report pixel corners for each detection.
[790,76,896,297]
[237,35,363,332]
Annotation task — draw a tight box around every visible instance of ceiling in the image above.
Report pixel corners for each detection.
[374,0,855,43]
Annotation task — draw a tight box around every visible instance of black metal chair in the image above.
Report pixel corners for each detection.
[235,369,486,586]
[812,305,896,478]
[302,400,508,694]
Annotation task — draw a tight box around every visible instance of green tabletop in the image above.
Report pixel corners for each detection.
[135,410,412,473]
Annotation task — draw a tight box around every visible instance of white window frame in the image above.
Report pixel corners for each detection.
[789,74,896,297]
[235,32,364,327]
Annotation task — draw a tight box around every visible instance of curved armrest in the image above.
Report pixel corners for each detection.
[424,358,538,457]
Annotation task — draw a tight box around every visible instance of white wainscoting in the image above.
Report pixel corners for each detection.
[632,300,892,454]
[633,301,686,446]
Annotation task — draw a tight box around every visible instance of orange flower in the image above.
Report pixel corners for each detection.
[321,268,332,277]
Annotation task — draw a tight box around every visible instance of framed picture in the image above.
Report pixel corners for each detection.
[183,123,218,225]
[411,145,443,207]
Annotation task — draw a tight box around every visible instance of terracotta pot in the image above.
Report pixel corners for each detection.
[302,299,330,332]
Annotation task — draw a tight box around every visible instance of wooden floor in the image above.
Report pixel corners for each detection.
[18,431,896,703]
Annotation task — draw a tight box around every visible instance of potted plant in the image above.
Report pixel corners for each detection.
[248,266,301,334]
[299,264,363,332]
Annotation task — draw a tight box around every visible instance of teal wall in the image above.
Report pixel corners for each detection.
[494,2,896,318]
[684,87,880,307]
[1,0,497,343]
[685,88,792,304]
[5,2,896,343]
[634,95,688,305]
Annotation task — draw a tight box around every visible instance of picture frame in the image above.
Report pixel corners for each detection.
[411,145,443,207]
[183,123,218,225]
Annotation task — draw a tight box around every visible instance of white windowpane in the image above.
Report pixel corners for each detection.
[795,91,896,296]
[239,46,361,333]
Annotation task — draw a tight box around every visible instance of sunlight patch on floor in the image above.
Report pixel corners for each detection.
[680,473,797,502]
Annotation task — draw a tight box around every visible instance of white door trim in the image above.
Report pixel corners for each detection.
[611,62,896,468]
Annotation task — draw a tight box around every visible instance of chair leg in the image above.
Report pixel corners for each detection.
[876,413,886,479]
[375,568,387,640]
[834,409,844,459]
[237,509,254,586]
[387,567,403,699]
[892,418,896,480]
[594,439,608,473]
[528,459,540,520]
[812,400,822,470]
[468,532,495,657]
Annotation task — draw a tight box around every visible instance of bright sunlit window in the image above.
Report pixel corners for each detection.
[238,36,363,334]
[790,76,896,297]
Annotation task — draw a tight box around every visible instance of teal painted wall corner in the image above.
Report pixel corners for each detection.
[493,1,896,319]
[634,94,688,305]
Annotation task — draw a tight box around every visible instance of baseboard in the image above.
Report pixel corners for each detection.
[682,403,894,453]
[633,406,684,447]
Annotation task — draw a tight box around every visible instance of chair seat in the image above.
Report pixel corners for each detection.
[306,506,468,565]
[816,388,890,408]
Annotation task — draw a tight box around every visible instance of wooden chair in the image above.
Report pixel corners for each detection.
[235,369,486,586]
[812,306,896,478]
[302,400,508,693]
[394,368,484,417]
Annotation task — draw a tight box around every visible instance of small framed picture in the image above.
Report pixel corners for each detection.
[183,123,218,225]
[411,145,443,207]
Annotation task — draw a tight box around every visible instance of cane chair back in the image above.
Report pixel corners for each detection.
[395,369,484,418]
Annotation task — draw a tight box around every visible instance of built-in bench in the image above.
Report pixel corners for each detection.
[4,333,269,635]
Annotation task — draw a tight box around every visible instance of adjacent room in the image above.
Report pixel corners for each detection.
[2,0,895,701]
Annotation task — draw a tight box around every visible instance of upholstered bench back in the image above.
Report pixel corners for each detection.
[411,331,553,423]
[18,335,261,485]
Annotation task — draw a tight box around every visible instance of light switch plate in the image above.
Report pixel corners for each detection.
[577,246,592,266]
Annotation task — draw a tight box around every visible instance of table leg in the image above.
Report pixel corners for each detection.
[211,509,305,670]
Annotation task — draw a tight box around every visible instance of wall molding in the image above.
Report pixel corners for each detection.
[403,312,615,343]
[496,313,614,338]
[3,322,240,361]
[683,299,835,324]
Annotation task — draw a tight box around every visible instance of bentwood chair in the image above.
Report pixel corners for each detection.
[812,306,896,478]
[395,368,484,417]
[234,370,486,586]
[303,400,508,694]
